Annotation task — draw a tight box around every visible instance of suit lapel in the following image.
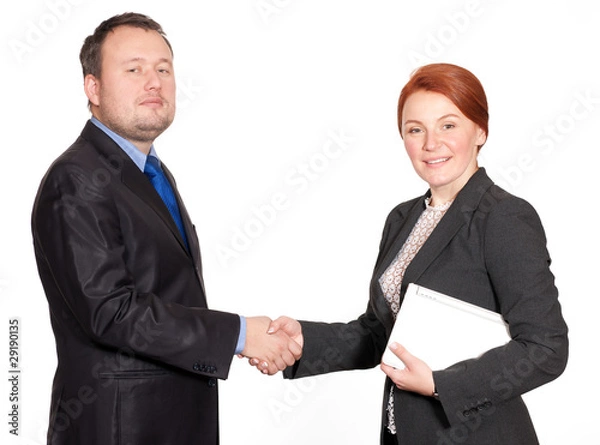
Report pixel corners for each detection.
[400,203,466,287]
[81,122,192,258]
[161,163,199,261]
[370,197,424,330]
[121,160,191,253]
[372,168,494,320]
[402,168,493,289]
[375,198,424,280]
[161,163,206,293]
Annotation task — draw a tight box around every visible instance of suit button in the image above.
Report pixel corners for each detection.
[208,378,217,387]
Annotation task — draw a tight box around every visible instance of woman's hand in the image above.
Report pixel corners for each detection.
[380,343,436,397]
[245,316,303,374]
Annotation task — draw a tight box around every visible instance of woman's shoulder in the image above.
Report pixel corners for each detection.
[384,195,424,223]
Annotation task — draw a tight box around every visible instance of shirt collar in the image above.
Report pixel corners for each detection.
[90,116,159,171]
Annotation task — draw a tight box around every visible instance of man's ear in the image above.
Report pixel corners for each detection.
[84,74,100,107]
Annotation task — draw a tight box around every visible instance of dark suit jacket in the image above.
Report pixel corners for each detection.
[285,168,568,444]
[32,121,240,445]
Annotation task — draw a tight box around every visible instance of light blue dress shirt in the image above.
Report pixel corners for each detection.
[90,117,246,355]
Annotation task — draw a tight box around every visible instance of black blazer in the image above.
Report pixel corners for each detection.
[285,168,568,444]
[32,121,240,445]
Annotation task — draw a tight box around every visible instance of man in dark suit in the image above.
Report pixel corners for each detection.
[31,13,301,445]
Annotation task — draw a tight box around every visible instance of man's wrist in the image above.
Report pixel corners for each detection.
[234,315,246,355]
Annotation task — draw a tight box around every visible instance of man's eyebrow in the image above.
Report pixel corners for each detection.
[122,57,173,64]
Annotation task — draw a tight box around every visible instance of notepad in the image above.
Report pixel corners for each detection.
[381,283,511,370]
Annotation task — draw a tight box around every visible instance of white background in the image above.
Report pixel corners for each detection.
[2,0,599,444]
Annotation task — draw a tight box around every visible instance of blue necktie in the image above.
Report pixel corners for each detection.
[144,155,189,249]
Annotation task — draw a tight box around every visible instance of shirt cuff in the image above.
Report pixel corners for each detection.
[234,315,246,355]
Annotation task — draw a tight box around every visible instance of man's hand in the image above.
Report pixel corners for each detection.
[242,316,302,375]
[247,316,303,374]
[380,342,435,397]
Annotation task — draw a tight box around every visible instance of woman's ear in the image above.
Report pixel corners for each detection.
[476,126,487,149]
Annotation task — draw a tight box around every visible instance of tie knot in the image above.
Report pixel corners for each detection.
[144,155,161,177]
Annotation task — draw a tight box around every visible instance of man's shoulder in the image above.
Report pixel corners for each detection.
[50,121,124,172]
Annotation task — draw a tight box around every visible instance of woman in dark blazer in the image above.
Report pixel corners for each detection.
[260,63,568,444]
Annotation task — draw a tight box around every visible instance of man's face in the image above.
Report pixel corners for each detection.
[85,25,176,153]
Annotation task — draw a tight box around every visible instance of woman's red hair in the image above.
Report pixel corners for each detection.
[397,63,489,147]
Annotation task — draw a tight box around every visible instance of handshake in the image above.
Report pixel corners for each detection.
[241,316,303,375]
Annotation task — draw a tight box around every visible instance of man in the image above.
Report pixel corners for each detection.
[31,13,301,445]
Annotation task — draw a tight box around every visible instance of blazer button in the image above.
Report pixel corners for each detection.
[208,378,217,387]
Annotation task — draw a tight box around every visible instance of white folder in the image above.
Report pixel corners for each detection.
[382,283,511,370]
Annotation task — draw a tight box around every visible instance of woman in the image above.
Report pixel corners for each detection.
[254,63,568,444]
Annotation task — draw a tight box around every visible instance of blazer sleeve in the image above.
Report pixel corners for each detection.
[32,159,240,380]
[284,306,388,379]
[433,196,568,426]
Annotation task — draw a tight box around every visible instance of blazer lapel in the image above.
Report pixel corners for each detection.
[400,203,466,288]
[370,197,425,331]
[371,168,495,323]
[161,163,200,261]
[81,122,192,258]
[121,160,190,253]
[375,197,424,279]
[402,168,494,290]
[161,163,206,293]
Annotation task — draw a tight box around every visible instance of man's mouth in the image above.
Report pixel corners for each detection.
[139,97,164,107]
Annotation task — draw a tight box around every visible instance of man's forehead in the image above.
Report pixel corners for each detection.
[103,26,172,57]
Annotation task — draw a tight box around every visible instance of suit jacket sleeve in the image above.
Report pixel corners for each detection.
[32,154,240,380]
[433,195,568,426]
[284,309,388,379]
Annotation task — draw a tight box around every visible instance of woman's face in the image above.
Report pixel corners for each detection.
[401,90,486,204]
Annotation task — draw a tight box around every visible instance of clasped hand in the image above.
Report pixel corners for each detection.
[241,316,303,375]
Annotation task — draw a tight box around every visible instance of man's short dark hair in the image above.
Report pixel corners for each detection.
[79,12,173,79]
